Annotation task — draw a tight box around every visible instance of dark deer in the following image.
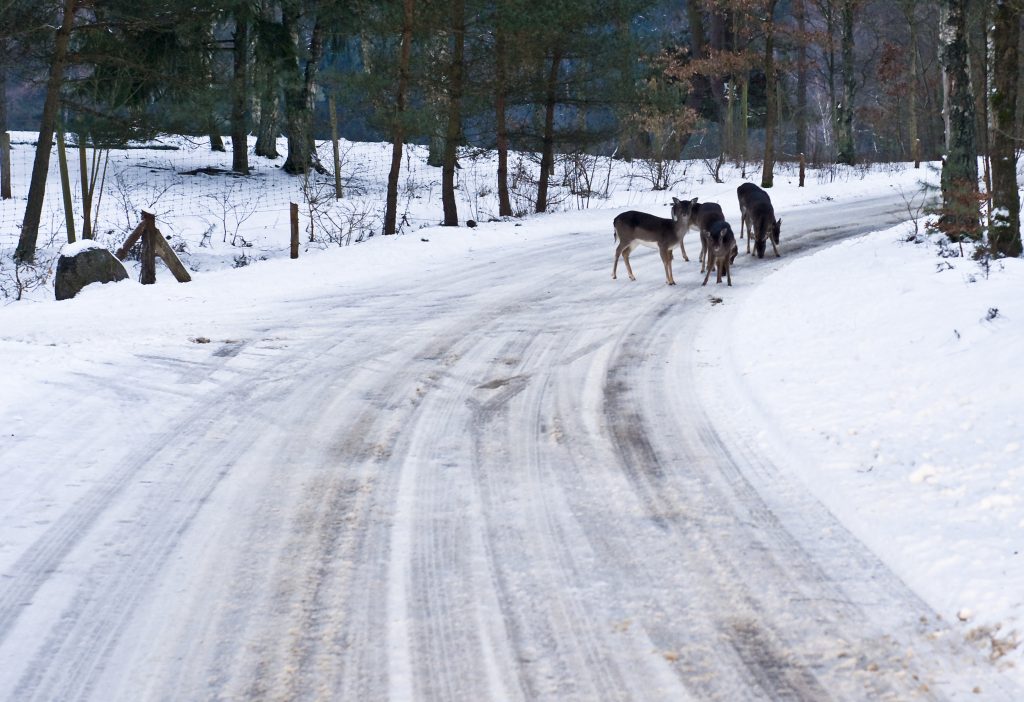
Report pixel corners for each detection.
[612,198,693,285]
[702,221,738,286]
[736,182,781,258]
[679,200,734,275]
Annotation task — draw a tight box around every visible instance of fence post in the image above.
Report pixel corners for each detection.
[0,132,10,200]
[57,123,76,243]
[798,152,806,188]
[290,202,299,259]
[913,138,921,169]
[329,96,343,200]
[140,211,156,284]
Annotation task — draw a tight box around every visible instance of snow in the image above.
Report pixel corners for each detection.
[1,134,1023,691]
[730,224,1024,666]
[59,239,105,256]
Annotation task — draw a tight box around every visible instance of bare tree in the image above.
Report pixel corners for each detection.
[494,0,512,217]
[440,0,466,226]
[835,0,857,164]
[761,0,781,188]
[16,0,78,263]
[990,0,1021,256]
[281,4,325,175]
[230,3,251,175]
[939,0,979,240]
[384,0,415,235]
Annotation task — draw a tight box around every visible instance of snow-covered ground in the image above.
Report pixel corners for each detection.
[729,223,1024,670]
[1,134,1022,694]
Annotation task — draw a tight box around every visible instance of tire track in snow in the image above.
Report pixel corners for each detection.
[4,194,1020,700]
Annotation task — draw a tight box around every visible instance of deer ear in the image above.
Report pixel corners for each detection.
[672,197,679,204]
[776,218,782,227]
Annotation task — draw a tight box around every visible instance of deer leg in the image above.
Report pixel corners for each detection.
[701,257,713,285]
[770,237,780,258]
[613,242,627,279]
[660,246,675,285]
[725,261,732,286]
[746,222,752,254]
[699,231,709,273]
[678,236,689,263]
[622,246,637,281]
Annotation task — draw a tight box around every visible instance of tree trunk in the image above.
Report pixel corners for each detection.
[836,0,856,165]
[678,3,717,154]
[282,11,324,175]
[254,74,280,158]
[739,73,749,163]
[990,0,1021,257]
[535,48,562,214]
[939,0,980,240]
[825,5,837,161]
[0,38,7,138]
[441,0,466,226]
[1,39,10,201]
[760,1,779,189]
[967,0,992,229]
[966,0,990,162]
[705,9,727,123]
[385,0,415,236]
[253,0,280,159]
[329,95,342,199]
[56,121,75,243]
[16,0,76,263]
[495,5,512,217]
[906,4,919,162]
[78,136,92,239]
[795,0,808,157]
[231,10,250,175]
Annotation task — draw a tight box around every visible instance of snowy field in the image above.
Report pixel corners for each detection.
[1,134,1022,695]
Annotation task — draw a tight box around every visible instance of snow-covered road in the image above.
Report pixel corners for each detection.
[1,195,1019,700]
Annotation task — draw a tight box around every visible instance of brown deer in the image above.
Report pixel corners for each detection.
[612,197,695,285]
[736,182,781,258]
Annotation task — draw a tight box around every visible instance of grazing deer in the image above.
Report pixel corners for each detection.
[702,220,738,286]
[736,182,781,258]
[612,197,694,285]
[680,201,729,274]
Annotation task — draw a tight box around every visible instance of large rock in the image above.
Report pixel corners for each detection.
[54,242,129,301]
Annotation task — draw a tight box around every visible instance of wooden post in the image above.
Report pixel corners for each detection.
[78,137,92,239]
[0,132,10,200]
[290,202,299,259]
[150,224,193,283]
[140,211,156,284]
[329,95,343,200]
[56,122,76,243]
[913,138,921,169]
[118,210,190,283]
[798,152,806,188]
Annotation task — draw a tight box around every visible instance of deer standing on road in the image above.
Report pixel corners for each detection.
[680,200,737,276]
[702,221,738,286]
[736,182,781,258]
[612,197,696,285]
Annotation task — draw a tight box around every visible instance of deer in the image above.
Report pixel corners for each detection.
[702,220,738,286]
[679,200,736,275]
[736,182,781,258]
[612,197,696,285]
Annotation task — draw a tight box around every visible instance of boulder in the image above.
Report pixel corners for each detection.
[54,242,129,301]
